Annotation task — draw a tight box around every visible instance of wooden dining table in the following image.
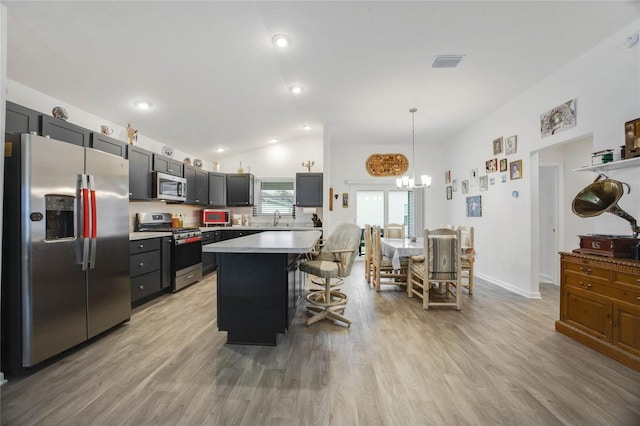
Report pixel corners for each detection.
[380,237,424,270]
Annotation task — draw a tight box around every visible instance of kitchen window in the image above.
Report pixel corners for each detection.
[257,179,294,215]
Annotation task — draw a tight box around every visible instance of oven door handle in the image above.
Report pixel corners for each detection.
[175,236,202,245]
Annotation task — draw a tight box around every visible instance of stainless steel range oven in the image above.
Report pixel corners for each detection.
[137,212,202,291]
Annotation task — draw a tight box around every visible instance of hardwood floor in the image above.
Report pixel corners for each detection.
[1,261,639,425]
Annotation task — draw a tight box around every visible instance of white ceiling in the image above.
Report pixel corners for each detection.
[4,1,639,162]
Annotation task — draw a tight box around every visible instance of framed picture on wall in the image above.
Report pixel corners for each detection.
[505,135,518,155]
[485,158,497,173]
[499,158,508,172]
[461,180,469,194]
[466,196,482,217]
[445,170,451,184]
[479,175,488,191]
[446,186,453,200]
[493,137,503,155]
[342,192,349,208]
[510,160,523,180]
[452,179,458,192]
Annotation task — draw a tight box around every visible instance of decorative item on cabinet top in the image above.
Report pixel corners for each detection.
[365,153,408,177]
[100,125,114,136]
[127,123,138,145]
[52,106,69,121]
[162,145,174,157]
[212,161,221,172]
[183,157,191,165]
[302,160,315,172]
[194,159,203,168]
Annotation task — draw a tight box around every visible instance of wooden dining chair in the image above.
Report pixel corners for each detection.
[364,224,373,284]
[372,225,407,291]
[384,223,405,239]
[459,225,475,295]
[407,227,462,310]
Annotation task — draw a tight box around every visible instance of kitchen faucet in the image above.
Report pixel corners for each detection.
[273,209,281,226]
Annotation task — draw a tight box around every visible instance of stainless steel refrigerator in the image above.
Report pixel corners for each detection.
[2,133,130,373]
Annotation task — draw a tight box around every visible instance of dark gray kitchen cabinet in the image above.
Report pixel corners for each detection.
[41,115,91,147]
[90,132,127,159]
[129,239,162,304]
[201,230,220,275]
[295,173,323,207]
[226,173,254,206]
[184,164,209,205]
[153,153,183,177]
[208,172,227,207]
[127,145,153,200]
[5,101,40,135]
[161,237,172,290]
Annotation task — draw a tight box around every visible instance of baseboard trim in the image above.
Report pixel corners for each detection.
[475,273,542,299]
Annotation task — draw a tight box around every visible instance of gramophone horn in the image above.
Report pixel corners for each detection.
[572,176,639,237]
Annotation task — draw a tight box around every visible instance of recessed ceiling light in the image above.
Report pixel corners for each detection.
[290,85,303,95]
[272,34,291,48]
[268,139,278,144]
[133,100,152,110]
[302,124,312,131]
[216,147,225,153]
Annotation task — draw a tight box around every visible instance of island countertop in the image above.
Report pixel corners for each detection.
[203,230,321,254]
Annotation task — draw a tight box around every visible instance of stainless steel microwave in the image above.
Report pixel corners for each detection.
[153,172,187,202]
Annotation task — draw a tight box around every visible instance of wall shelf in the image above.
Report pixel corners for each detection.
[572,156,640,173]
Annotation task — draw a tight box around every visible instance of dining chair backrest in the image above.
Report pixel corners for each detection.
[425,227,461,281]
[459,225,474,249]
[384,223,405,239]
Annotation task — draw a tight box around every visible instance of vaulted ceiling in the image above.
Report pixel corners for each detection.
[4,1,638,162]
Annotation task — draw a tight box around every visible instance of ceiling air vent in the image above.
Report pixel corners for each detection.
[432,55,464,69]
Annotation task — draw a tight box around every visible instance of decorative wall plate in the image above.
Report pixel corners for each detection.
[365,153,409,177]
[183,157,191,165]
[194,159,203,168]
[162,145,174,157]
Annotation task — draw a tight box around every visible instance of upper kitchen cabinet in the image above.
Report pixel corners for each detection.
[295,173,323,207]
[41,115,91,147]
[226,173,254,206]
[127,145,153,200]
[184,164,209,205]
[90,132,127,159]
[208,172,227,207]
[153,153,183,177]
[5,101,40,135]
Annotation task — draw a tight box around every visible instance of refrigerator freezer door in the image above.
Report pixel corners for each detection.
[23,135,87,367]
[85,148,131,338]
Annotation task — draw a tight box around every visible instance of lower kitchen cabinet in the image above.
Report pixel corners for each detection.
[556,252,640,372]
[161,237,172,290]
[201,230,220,275]
[129,238,163,304]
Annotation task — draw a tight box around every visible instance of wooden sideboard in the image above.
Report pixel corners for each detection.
[557,252,640,372]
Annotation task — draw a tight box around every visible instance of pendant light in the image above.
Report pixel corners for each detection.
[396,108,432,189]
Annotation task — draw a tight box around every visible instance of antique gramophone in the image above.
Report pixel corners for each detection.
[572,175,640,258]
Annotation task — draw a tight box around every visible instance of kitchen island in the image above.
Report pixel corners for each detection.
[203,230,321,345]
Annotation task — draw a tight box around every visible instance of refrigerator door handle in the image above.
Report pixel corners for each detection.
[88,174,97,269]
[80,174,90,271]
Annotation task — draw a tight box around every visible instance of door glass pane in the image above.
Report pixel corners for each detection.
[356,191,384,228]
[388,190,410,236]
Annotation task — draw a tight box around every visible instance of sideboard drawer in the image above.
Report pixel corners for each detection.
[564,261,610,281]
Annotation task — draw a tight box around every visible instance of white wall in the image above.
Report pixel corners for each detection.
[214,136,323,177]
[323,139,448,235]
[441,19,640,298]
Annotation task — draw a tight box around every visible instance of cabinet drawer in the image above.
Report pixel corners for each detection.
[201,232,216,243]
[565,274,611,296]
[564,261,610,281]
[129,238,160,255]
[131,271,162,302]
[130,251,161,278]
[613,271,640,287]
